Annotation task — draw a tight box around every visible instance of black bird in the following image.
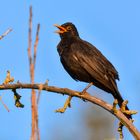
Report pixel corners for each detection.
[54,22,131,119]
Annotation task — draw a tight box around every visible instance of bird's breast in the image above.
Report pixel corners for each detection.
[59,47,92,82]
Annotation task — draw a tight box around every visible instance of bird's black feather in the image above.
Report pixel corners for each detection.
[56,22,131,119]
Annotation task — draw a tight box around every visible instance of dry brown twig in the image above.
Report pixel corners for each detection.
[28,6,40,140]
[33,24,40,140]
[0,28,12,40]
[0,83,139,139]
[3,70,14,84]
[33,24,40,68]
[0,94,10,112]
[28,6,35,140]
[37,84,44,104]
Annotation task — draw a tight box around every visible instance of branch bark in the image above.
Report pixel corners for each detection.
[0,28,12,40]
[0,83,140,140]
[28,6,40,140]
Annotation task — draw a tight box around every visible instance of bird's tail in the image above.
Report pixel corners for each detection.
[113,91,132,120]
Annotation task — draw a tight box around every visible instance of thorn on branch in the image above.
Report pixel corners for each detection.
[45,80,49,85]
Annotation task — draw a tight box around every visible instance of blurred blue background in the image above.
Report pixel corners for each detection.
[0,0,140,140]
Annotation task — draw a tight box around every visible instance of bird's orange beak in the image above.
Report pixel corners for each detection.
[54,24,67,34]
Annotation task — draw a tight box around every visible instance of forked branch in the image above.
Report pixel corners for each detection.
[0,83,140,140]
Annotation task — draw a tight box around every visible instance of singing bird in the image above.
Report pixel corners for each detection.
[54,22,131,119]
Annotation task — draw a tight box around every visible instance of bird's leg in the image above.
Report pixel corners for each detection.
[55,96,72,113]
[80,82,93,102]
[81,82,93,95]
[120,100,137,116]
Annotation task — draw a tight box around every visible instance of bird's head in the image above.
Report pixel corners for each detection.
[54,22,79,39]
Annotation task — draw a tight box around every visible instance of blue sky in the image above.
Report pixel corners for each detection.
[0,0,140,140]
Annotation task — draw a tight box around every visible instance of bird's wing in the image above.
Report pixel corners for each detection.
[72,40,119,92]
[87,41,119,79]
[74,40,119,79]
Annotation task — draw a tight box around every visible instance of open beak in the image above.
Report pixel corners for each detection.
[54,24,67,34]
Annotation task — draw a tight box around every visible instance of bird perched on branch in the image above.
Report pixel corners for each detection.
[54,22,132,119]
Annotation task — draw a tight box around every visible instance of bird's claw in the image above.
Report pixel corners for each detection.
[120,100,137,116]
[116,100,137,139]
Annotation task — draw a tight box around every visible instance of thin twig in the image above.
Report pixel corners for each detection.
[37,84,44,104]
[28,6,32,69]
[28,6,40,140]
[0,95,10,112]
[33,24,40,69]
[28,6,36,140]
[0,28,12,40]
[32,20,41,140]
[0,83,139,139]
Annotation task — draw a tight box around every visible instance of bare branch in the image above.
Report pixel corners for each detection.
[33,24,40,69]
[37,84,43,104]
[28,6,40,140]
[28,6,33,70]
[0,83,140,139]
[28,6,37,140]
[0,28,12,40]
[0,94,10,112]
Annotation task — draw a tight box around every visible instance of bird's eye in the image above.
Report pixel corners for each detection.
[67,26,72,30]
